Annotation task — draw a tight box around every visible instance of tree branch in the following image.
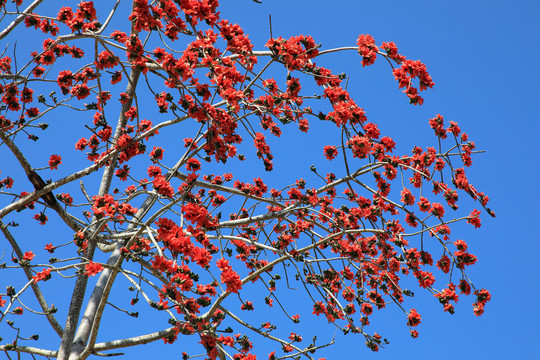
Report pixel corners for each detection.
[0,0,45,41]
[92,327,177,351]
[0,221,64,337]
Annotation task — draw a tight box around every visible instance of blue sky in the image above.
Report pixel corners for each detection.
[1,1,539,359]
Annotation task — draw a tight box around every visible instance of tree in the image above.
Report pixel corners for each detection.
[0,1,494,359]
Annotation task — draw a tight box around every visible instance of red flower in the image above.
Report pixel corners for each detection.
[85,261,103,276]
[33,212,48,225]
[381,41,406,62]
[361,303,373,316]
[436,255,451,274]
[75,138,87,150]
[0,56,11,76]
[111,30,127,43]
[216,258,242,293]
[153,175,174,198]
[115,165,130,181]
[347,135,371,159]
[147,165,162,177]
[400,188,415,206]
[363,123,380,139]
[323,145,338,160]
[57,7,74,23]
[417,197,431,212]
[380,137,396,152]
[21,87,33,103]
[186,158,201,171]
[454,239,468,251]
[150,146,164,162]
[404,86,424,105]
[434,158,445,171]
[44,243,55,253]
[49,154,62,169]
[407,308,421,327]
[124,106,137,120]
[13,307,24,315]
[33,268,52,282]
[32,66,45,77]
[459,279,471,295]
[289,332,302,342]
[58,193,73,205]
[26,107,40,118]
[356,34,378,66]
[313,301,326,316]
[70,84,90,100]
[467,209,481,228]
[416,270,435,288]
[241,301,254,311]
[183,138,198,150]
[429,114,447,139]
[453,250,477,269]
[111,71,122,85]
[77,2,97,21]
[431,202,445,218]
[447,121,461,136]
[405,213,418,227]
[23,251,35,261]
[298,118,309,132]
[40,50,56,65]
[473,289,491,317]
[434,224,451,240]
[1,176,13,189]
[115,133,132,149]
[119,92,130,104]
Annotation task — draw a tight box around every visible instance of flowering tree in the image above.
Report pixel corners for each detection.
[0,1,494,359]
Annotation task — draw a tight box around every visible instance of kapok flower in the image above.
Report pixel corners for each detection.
[33,268,52,282]
[407,308,421,327]
[49,154,62,169]
[85,261,103,276]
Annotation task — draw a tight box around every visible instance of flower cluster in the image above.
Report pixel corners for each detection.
[216,258,242,294]
[357,34,378,66]
[91,194,138,222]
[85,261,103,276]
[33,268,52,283]
[266,35,319,70]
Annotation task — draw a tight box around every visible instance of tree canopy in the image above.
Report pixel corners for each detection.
[0,1,493,359]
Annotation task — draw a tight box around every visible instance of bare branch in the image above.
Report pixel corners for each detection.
[0,0,45,41]
[0,221,64,337]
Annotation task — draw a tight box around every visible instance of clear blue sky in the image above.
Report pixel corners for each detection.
[2,1,539,359]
